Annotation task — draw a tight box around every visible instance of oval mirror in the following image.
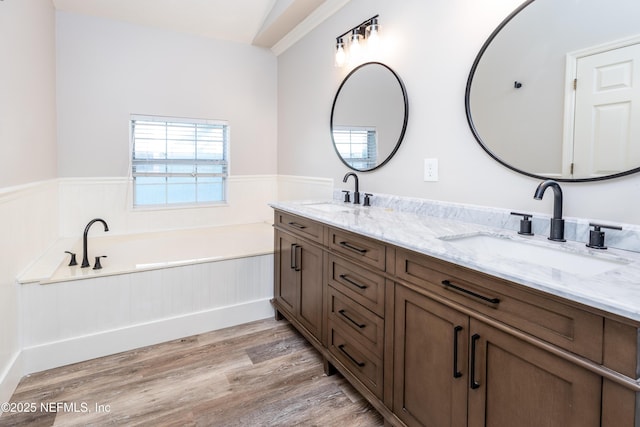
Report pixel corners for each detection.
[331,62,408,171]
[466,0,640,182]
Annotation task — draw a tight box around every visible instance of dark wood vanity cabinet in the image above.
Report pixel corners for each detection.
[273,212,325,345]
[393,284,600,427]
[272,209,640,427]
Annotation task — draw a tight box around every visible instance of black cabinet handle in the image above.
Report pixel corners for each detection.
[288,221,307,229]
[470,333,481,390]
[338,309,366,329]
[453,325,463,379]
[339,241,368,254]
[442,280,500,305]
[339,274,368,290]
[290,244,297,270]
[338,344,365,367]
[294,245,302,272]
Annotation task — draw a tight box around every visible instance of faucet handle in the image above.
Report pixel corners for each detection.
[510,212,533,236]
[342,190,351,203]
[363,193,373,207]
[93,255,107,270]
[586,223,622,250]
[64,251,78,266]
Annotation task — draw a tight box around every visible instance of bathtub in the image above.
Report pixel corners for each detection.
[19,222,274,285]
[18,221,275,375]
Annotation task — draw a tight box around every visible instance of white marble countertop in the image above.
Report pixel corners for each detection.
[270,199,640,323]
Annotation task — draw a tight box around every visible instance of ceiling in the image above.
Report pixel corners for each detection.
[52,0,350,54]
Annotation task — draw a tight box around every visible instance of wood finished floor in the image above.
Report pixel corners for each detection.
[1,319,383,426]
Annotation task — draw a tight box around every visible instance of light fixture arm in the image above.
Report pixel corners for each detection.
[335,14,379,42]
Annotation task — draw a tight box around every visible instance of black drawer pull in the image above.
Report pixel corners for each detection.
[294,245,301,272]
[338,309,366,329]
[339,241,368,254]
[453,325,463,379]
[288,221,307,230]
[442,280,500,305]
[339,274,368,290]
[290,244,298,270]
[338,344,365,367]
[470,333,481,389]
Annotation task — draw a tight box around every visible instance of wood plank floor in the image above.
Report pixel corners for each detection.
[1,319,383,426]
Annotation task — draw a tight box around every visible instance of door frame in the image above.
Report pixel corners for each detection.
[562,34,640,178]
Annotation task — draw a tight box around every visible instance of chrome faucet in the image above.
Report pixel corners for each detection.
[81,218,109,268]
[343,172,360,204]
[533,180,565,242]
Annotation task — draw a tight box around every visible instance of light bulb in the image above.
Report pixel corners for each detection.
[335,38,346,67]
[349,30,362,65]
[366,20,380,55]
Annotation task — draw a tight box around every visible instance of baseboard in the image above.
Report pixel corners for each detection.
[0,351,24,406]
[21,298,274,375]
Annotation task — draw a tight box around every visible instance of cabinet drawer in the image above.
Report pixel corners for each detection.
[328,327,383,400]
[396,248,603,362]
[275,211,324,244]
[328,254,385,317]
[329,228,386,271]
[328,287,384,357]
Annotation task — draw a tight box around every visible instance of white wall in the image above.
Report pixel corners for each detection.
[0,0,57,187]
[56,11,278,178]
[0,0,58,404]
[277,0,640,226]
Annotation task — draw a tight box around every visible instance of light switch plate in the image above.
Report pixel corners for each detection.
[424,158,438,181]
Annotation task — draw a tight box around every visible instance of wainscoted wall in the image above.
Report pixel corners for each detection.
[58,175,279,237]
[0,181,59,404]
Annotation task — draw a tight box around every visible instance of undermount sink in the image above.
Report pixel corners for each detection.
[440,233,630,276]
[301,201,357,213]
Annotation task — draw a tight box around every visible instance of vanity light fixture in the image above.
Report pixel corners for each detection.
[334,15,380,67]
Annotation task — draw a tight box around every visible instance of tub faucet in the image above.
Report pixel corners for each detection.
[533,180,565,242]
[82,218,109,268]
[343,172,360,204]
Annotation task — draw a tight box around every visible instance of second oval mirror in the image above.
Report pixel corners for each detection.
[331,62,408,171]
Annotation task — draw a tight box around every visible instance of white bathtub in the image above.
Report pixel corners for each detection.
[18,221,275,374]
[19,222,274,285]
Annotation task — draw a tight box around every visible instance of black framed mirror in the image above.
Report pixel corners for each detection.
[466,0,640,182]
[331,62,408,172]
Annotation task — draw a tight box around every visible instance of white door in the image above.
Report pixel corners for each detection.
[573,43,640,178]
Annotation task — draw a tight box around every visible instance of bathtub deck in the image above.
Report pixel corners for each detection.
[17,222,274,285]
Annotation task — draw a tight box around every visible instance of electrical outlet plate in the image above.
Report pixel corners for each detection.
[424,158,438,181]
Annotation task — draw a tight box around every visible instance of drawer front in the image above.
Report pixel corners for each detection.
[328,287,384,357]
[329,228,386,271]
[275,211,324,244]
[396,248,603,363]
[328,254,385,317]
[328,327,383,400]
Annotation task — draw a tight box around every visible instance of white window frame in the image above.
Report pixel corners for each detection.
[130,114,229,208]
[332,126,378,170]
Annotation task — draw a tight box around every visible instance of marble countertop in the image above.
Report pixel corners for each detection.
[270,199,640,323]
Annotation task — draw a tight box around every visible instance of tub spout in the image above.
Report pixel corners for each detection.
[82,218,109,268]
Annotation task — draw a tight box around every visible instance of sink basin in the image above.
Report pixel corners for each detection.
[301,202,357,214]
[441,233,630,276]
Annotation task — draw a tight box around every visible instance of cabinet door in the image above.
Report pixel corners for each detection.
[275,231,298,315]
[394,285,468,427]
[468,318,601,427]
[297,241,324,340]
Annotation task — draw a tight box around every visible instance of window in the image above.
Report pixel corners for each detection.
[332,126,378,170]
[131,115,229,207]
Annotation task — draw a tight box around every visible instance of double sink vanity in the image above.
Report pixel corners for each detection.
[270,194,640,427]
[296,0,640,425]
